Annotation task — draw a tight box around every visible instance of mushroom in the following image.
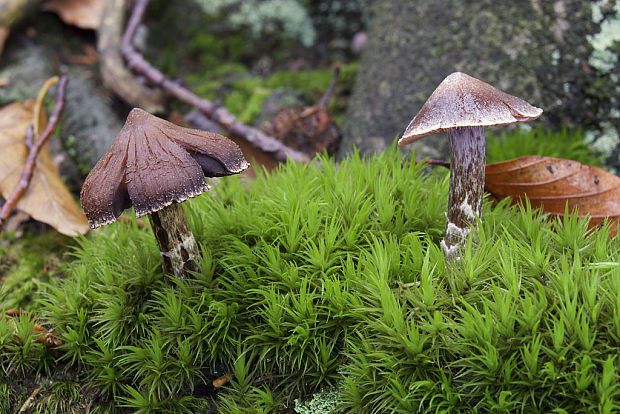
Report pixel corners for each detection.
[80,108,249,279]
[398,72,542,261]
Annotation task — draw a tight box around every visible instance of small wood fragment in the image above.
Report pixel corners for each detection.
[18,382,45,413]
[213,373,232,388]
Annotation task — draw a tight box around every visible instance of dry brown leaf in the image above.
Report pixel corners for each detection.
[485,156,620,236]
[0,100,89,235]
[43,0,105,30]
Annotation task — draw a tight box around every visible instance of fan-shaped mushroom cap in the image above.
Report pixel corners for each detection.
[81,108,249,228]
[398,72,543,145]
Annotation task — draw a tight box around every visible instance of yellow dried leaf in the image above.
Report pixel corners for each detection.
[0,100,89,235]
[43,0,105,30]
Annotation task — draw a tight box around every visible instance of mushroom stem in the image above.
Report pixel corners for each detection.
[441,126,485,261]
[148,202,201,280]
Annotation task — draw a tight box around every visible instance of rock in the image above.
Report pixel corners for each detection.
[0,43,54,106]
[340,0,620,171]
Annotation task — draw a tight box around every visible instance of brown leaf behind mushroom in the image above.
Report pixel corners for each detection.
[0,100,89,235]
[260,105,340,157]
[485,156,620,236]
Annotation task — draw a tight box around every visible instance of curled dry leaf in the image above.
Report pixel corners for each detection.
[0,100,89,235]
[485,156,620,236]
[260,64,341,158]
[43,0,105,30]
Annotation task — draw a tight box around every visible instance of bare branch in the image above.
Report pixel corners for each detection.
[415,158,451,168]
[318,63,340,108]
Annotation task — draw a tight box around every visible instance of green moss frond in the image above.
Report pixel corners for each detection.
[1,143,618,412]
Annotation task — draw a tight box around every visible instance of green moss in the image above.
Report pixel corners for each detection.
[188,62,358,124]
[487,125,604,166]
[1,142,619,412]
[0,230,76,312]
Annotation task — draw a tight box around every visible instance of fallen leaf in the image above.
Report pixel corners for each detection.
[43,0,105,30]
[0,100,89,236]
[485,156,620,236]
[3,310,62,347]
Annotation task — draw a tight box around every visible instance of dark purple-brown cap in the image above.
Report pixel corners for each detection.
[81,108,249,228]
[398,72,542,145]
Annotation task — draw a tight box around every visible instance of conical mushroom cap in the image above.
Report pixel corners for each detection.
[398,72,543,145]
[81,108,249,228]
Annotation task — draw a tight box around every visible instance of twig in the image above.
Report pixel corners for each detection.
[318,63,340,108]
[120,0,309,163]
[416,158,451,168]
[18,380,50,413]
[0,76,68,231]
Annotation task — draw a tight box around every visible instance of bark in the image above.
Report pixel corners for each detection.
[148,202,201,281]
[441,126,485,261]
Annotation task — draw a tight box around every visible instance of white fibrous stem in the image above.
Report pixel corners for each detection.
[459,194,477,222]
[442,126,485,262]
[148,202,201,281]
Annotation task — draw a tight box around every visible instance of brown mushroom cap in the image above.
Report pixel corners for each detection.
[398,72,543,145]
[81,108,249,228]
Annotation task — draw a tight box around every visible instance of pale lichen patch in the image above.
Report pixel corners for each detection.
[459,194,477,222]
[588,0,620,73]
[446,221,471,240]
[440,239,459,261]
